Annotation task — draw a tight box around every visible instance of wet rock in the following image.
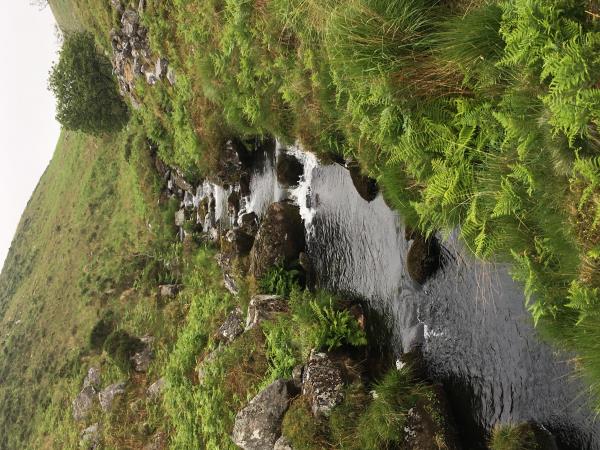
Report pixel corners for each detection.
[217,307,244,343]
[348,303,366,331]
[131,342,154,372]
[406,236,441,284]
[245,295,288,330]
[83,367,101,390]
[73,385,96,421]
[147,378,166,400]
[175,209,185,227]
[212,139,250,185]
[232,379,291,450]
[224,228,255,257]
[98,382,126,412]
[158,284,181,299]
[227,191,240,214]
[80,423,101,450]
[347,162,379,202]
[166,67,176,85]
[274,436,294,450]
[239,211,259,236]
[276,153,303,187]
[249,202,306,280]
[302,350,344,417]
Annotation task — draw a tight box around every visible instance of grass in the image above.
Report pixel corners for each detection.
[489,423,541,450]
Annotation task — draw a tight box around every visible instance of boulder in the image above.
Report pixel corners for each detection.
[80,423,101,450]
[158,284,181,299]
[274,436,294,450]
[175,209,185,227]
[302,351,344,417]
[347,162,378,202]
[147,378,166,400]
[98,382,126,412]
[245,295,288,330]
[232,379,291,450]
[83,367,101,390]
[217,308,244,343]
[73,385,96,421]
[276,153,303,187]
[249,202,306,279]
[406,236,441,284]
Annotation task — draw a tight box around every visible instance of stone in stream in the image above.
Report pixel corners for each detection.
[302,350,344,417]
[245,295,288,330]
[98,382,127,412]
[249,201,306,280]
[406,235,442,284]
[232,379,291,450]
[217,307,244,343]
[72,385,97,421]
[276,152,303,187]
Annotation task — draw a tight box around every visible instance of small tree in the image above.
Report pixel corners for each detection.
[48,32,128,134]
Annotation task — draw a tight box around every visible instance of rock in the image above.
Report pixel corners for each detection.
[154,156,169,177]
[138,0,146,14]
[147,378,166,400]
[155,57,168,79]
[347,161,379,202]
[274,436,294,450]
[158,284,181,299]
[83,367,101,390]
[276,153,303,187]
[291,365,303,390]
[406,236,441,284]
[145,71,158,85]
[121,10,139,37]
[245,295,288,330]
[98,382,126,412]
[249,202,306,279]
[73,385,96,421]
[166,67,176,85]
[239,211,259,236]
[175,209,185,227]
[172,172,194,192]
[110,0,123,14]
[132,336,154,372]
[217,307,244,343]
[224,228,255,257]
[80,423,101,450]
[302,350,344,417]
[232,379,291,450]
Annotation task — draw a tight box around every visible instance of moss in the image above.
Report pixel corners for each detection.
[282,396,329,450]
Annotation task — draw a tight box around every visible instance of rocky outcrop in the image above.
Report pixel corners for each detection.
[406,235,441,284]
[249,202,305,279]
[217,307,244,343]
[73,385,96,421]
[98,382,126,412]
[80,423,101,450]
[216,252,239,295]
[245,295,288,330]
[147,378,166,401]
[232,379,291,450]
[224,229,255,257]
[276,153,303,187]
[347,161,378,202]
[239,212,259,237]
[132,336,155,372]
[83,367,101,390]
[302,351,344,417]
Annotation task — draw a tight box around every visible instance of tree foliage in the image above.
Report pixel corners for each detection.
[48,32,128,134]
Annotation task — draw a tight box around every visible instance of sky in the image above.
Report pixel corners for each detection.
[0,3,61,268]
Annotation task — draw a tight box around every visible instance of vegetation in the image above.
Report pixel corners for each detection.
[259,263,301,297]
[48,31,128,134]
[489,423,541,450]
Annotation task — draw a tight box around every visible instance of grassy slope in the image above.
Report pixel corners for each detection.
[0,128,161,449]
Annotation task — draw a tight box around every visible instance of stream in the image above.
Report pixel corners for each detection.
[201,140,600,449]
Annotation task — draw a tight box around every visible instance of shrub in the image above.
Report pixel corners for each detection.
[48,32,128,134]
[103,330,144,372]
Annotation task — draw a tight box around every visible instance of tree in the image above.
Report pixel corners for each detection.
[48,32,128,134]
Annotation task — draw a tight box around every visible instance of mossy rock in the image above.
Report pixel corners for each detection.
[406,236,441,284]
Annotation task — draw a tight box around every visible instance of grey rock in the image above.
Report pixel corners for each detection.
[80,423,101,450]
[274,436,294,450]
[239,211,259,236]
[217,307,244,343]
[132,337,154,372]
[302,350,344,417]
[175,209,186,227]
[121,10,139,36]
[232,379,290,450]
[291,365,303,390]
[145,71,158,85]
[224,228,254,257]
[155,57,168,79]
[98,382,126,411]
[147,377,166,400]
[73,385,96,421]
[158,284,181,299]
[83,367,101,390]
[172,172,193,192]
[166,67,176,85]
[245,295,288,330]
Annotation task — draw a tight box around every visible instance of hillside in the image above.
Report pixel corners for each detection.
[0,127,163,448]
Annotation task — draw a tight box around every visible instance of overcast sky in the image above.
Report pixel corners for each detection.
[0,3,61,269]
